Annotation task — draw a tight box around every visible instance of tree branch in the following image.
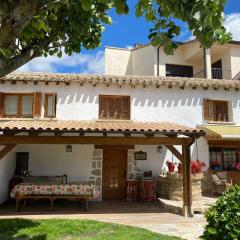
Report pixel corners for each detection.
[0,0,44,48]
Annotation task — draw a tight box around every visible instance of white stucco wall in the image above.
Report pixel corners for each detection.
[105,47,132,75]
[230,46,240,79]
[0,147,16,203]
[1,82,240,125]
[14,144,94,182]
[135,137,209,178]
[131,45,155,75]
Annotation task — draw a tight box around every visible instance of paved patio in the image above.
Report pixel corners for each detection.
[0,200,213,240]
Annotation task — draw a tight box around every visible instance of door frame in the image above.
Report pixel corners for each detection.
[95,145,134,200]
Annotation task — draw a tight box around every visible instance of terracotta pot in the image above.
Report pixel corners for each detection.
[191,168,197,174]
[168,165,175,172]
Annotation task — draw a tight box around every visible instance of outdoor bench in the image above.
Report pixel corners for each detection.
[15,194,89,212]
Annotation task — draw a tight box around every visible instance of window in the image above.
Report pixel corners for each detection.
[209,147,239,170]
[203,99,229,122]
[2,94,33,118]
[44,93,56,117]
[99,95,130,120]
[166,64,193,78]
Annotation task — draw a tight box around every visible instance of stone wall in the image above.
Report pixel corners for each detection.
[157,172,203,201]
[127,150,142,180]
[88,149,103,200]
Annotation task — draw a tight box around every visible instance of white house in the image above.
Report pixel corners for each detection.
[0,41,240,216]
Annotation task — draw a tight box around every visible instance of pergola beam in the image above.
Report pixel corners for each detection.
[0,136,193,145]
[0,144,16,160]
[165,145,183,161]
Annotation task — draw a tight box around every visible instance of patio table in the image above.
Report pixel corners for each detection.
[10,182,100,211]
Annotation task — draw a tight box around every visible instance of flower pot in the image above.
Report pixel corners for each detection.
[168,165,175,172]
[191,168,197,174]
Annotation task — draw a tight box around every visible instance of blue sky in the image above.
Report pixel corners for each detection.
[19,0,240,74]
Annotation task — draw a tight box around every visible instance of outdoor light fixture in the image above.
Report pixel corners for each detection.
[157,145,163,153]
[66,145,72,152]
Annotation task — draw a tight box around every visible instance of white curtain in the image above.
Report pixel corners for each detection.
[47,95,55,116]
[22,96,33,116]
[4,96,18,116]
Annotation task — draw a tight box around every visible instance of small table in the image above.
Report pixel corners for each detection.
[126,179,156,202]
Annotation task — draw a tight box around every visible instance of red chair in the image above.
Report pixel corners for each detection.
[126,181,138,201]
[138,180,156,202]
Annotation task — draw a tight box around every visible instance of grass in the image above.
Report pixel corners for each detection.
[0,218,183,240]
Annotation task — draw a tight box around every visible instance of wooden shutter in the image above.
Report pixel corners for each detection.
[99,95,106,119]
[33,92,42,117]
[121,96,130,119]
[216,101,229,121]
[203,98,210,120]
[99,95,130,120]
[0,92,3,117]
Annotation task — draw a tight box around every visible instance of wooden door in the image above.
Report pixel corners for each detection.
[102,147,127,200]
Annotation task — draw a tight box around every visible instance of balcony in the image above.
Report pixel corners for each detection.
[193,68,234,80]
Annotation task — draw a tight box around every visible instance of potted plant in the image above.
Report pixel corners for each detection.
[166,161,175,172]
[232,162,240,171]
[211,161,222,171]
[177,162,182,173]
[191,160,206,174]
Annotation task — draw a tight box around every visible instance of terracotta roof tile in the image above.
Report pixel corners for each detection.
[1,72,240,90]
[0,120,204,135]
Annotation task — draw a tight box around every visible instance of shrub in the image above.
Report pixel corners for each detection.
[201,185,240,240]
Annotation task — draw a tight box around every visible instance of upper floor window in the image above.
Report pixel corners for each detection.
[44,93,56,118]
[203,99,229,122]
[99,95,130,120]
[166,64,193,78]
[2,93,33,118]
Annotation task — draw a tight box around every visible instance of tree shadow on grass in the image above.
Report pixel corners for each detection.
[0,218,46,240]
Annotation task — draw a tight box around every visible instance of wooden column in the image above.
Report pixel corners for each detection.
[182,144,193,217]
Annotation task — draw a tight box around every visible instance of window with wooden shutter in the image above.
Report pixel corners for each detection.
[33,92,42,117]
[99,95,130,120]
[203,99,229,122]
[44,93,56,118]
[1,93,34,118]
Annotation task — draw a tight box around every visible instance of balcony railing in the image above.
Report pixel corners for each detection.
[193,68,232,80]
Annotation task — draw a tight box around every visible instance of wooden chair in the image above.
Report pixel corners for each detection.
[138,180,156,202]
[126,181,138,202]
[211,173,232,195]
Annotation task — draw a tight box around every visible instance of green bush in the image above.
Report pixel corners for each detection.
[201,185,240,240]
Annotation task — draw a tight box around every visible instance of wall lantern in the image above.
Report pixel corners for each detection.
[157,145,163,153]
[66,145,72,152]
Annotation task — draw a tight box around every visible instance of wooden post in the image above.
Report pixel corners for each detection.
[182,144,193,217]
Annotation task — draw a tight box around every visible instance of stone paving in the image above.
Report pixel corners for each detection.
[0,200,214,240]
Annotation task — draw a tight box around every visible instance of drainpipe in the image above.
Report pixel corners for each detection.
[157,46,160,76]
[203,48,207,78]
[203,48,212,79]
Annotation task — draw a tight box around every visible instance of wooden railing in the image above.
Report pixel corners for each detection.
[227,171,240,185]
[211,170,240,185]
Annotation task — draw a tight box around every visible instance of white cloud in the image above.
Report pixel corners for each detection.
[17,50,105,74]
[224,13,240,41]
[125,45,133,50]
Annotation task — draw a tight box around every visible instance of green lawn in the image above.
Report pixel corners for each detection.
[0,218,183,240]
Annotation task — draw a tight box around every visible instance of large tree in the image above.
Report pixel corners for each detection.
[0,0,231,77]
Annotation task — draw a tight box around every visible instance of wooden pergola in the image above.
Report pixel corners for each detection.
[0,120,205,217]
